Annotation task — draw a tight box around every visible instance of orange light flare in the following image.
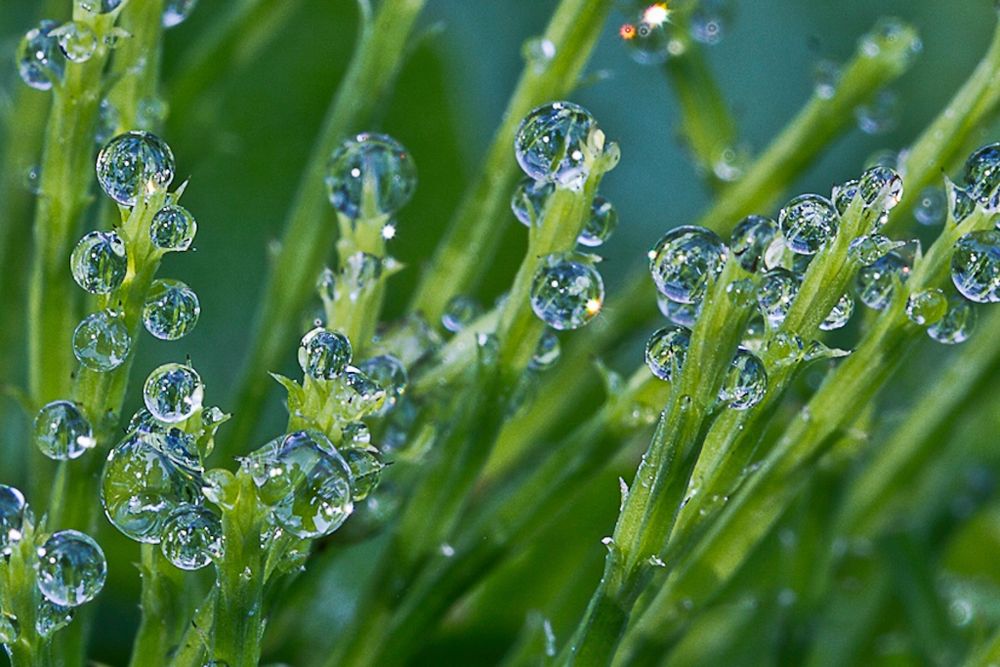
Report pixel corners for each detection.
[619,23,637,41]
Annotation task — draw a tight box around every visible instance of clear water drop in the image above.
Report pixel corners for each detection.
[73,310,131,372]
[515,102,598,190]
[343,448,384,502]
[813,59,841,99]
[0,612,18,644]
[34,400,94,461]
[70,230,127,295]
[904,289,946,327]
[848,234,902,265]
[928,298,976,345]
[530,254,605,330]
[963,143,1000,204]
[341,422,371,448]
[80,0,125,13]
[18,21,64,91]
[298,328,352,380]
[356,355,407,413]
[645,325,691,382]
[160,503,222,570]
[656,294,699,327]
[150,204,197,251]
[53,22,97,63]
[441,295,483,333]
[142,279,200,340]
[730,215,778,273]
[855,90,898,136]
[856,252,908,310]
[96,131,175,207]
[719,349,767,410]
[951,184,977,223]
[778,195,838,255]
[649,226,728,304]
[819,294,855,331]
[915,187,946,226]
[859,165,903,212]
[757,268,801,329]
[163,0,199,27]
[529,331,561,371]
[325,133,416,219]
[35,601,72,638]
[951,230,1000,303]
[511,177,555,227]
[35,530,106,607]
[143,363,204,423]
[578,195,618,247]
[0,486,26,555]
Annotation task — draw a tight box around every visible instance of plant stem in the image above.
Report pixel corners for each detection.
[129,545,191,667]
[0,522,46,667]
[407,0,613,323]
[167,591,215,667]
[222,0,427,460]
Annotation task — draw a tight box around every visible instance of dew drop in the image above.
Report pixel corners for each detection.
[73,310,131,372]
[649,226,728,304]
[142,279,200,340]
[23,164,42,195]
[510,177,554,227]
[0,612,17,644]
[0,486,26,556]
[778,195,838,255]
[645,325,691,382]
[298,328,352,380]
[136,97,168,130]
[163,0,198,28]
[756,268,801,329]
[343,447,385,502]
[357,354,408,413]
[951,230,1000,303]
[341,422,372,448]
[441,295,483,333]
[34,400,94,461]
[819,294,855,331]
[80,0,125,13]
[656,293,700,327]
[859,165,903,213]
[201,468,239,510]
[812,59,841,99]
[719,349,767,410]
[578,195,618,247]
[96,131,175,207]
[515,102,598,190]
[530,254,605,330]
[35,530,106,607]
[35,601,72,638]
[70,230,127,295]
[160,503,222,570]
[963,143,1000,204]
[18,21,64,91]
[325,133,416,219]
[143,363,204,423]
[529,331,561,371]
[855,90,898,136]
[928,298,976,345]
[53,21,97,63]
[905,288,947,326]
[848,234,903,265]
[730,215,778,273]
[856,252,908,310]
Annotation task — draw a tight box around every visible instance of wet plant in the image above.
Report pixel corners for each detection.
[4,1,1000,666]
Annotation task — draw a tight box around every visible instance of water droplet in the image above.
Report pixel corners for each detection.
[343,448,384,502]
[101,431,203,543]
[625,18,669,65]
[819,294,855,331]
[242,430,354,539]
[855,90,898,136]
[510,177,554,227]
[848,234,903,265]
[530,254,605,330]
[927,298,976,345]
[756,268,801,329]
[778,195,838,255]
[529,331,561,371]
[578,195,618,247]
[18,21,64,91]
[81,0,125,13]
[768,331,805,364]
[813,59,841,99]
[341,422,371,448]
[915,187,946,226]
[35,530,106,607]
[730,215,778,273]
[441,295,483,333]
[859,165,903,212]
[523,37,556,69]
[73,310,131,372]
[649,226,728,304]
[163,0,198,27]
[70,230,127,295]
[952,230,1000,303]
[856,252,908,310]
[298,328,351,380]
[690,0,730,45]
[906,288,947,326]
[34,400,94,461]
[53,21,96,63]
[142,279,200,340]
[515,102,598,190]
[325,133,416,219]
[726,278,755,307]
[964,143,1000,204]
[35,600,72,638]
[143,363,204,423]
[96,98,119,147]
[160,503,222,570]
[149,204,197,252]
[719,349,767,409]
[645,325,691,381]
[201,468,239,510]
[96,131,175,207]
[0,486,26,555]
[356,355,407,413]
[657,294,699,327]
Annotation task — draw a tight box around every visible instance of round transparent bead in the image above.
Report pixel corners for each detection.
[645,325,691,382]
[515,102,598,190]
[529,331,561,371]
[905,288,948,326]
[96,131,175,206]
[73,310,131,372]
[856,252,908,310]
[142,279,200,340]
[163,0,199,28]
[0,485,26,555]
[80,0,126,13]
[35,530,106,607]
[343,448,384,502]
[70,231,127,295]
[649,226,728,304]
[730,215,778,273]
[578,195,618,247]
[964,143,1000,204]
[530,255,605,330]
[298,328,352,380]
[718,349,767,410]
[819,294,855,331]
[657,294,699,327]
[511,177,554,227]
[325,133,416,219]
[756,269,801,329]
[951,230,1000,303]
[34,400,94,461]
[54,22,97,63]
[18,21,64,91]
[160,504,222,570]
[143,363,204,423]
[778,194,838,255]
[927,298,977,345]
[356,355,408,412]
[150,205,197,251]
[441,295,483,333]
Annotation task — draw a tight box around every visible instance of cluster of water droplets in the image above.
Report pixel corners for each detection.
[619,1,732,67]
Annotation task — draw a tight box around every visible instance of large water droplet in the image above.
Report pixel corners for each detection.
[928,298,976,345]
[778,195,838,255]
[150,204,197,251]
[859,165,903,213]
[35,530,106,607]
[649,226,728,304]
[96,131,175,207]
[951,230,1000,303]
[163,0,198,27]
[242,430,354,539]
[719,349,767,410]
[73,310,131,372]
[0,486,26,555]
[160,503,222,570]
[143,363,204,423]
[645,325,691,382]
[578,195,618,247]
[36,601,72,638]
[756,268,801,329]
[819,294,855,331]
[101,431,203,543]
[34,400,94,461]
[441,295,483,333]
[906,288,947,326]
[70,230,127,295]
[530,255,605,330]
[515,102,598,190]
[298,328,352,380]
[730,215,778,273]
[142,279,200,340]
[343,448,384,502]
[529,331,561,371]
[18,21,64,91]
[325,133,416,219]
[964,143,1000,204]
[857,252,908,310]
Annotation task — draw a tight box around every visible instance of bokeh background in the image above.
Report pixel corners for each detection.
[1,0,1000,664]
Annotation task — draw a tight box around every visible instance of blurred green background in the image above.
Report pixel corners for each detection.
[2,0,1000,664]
